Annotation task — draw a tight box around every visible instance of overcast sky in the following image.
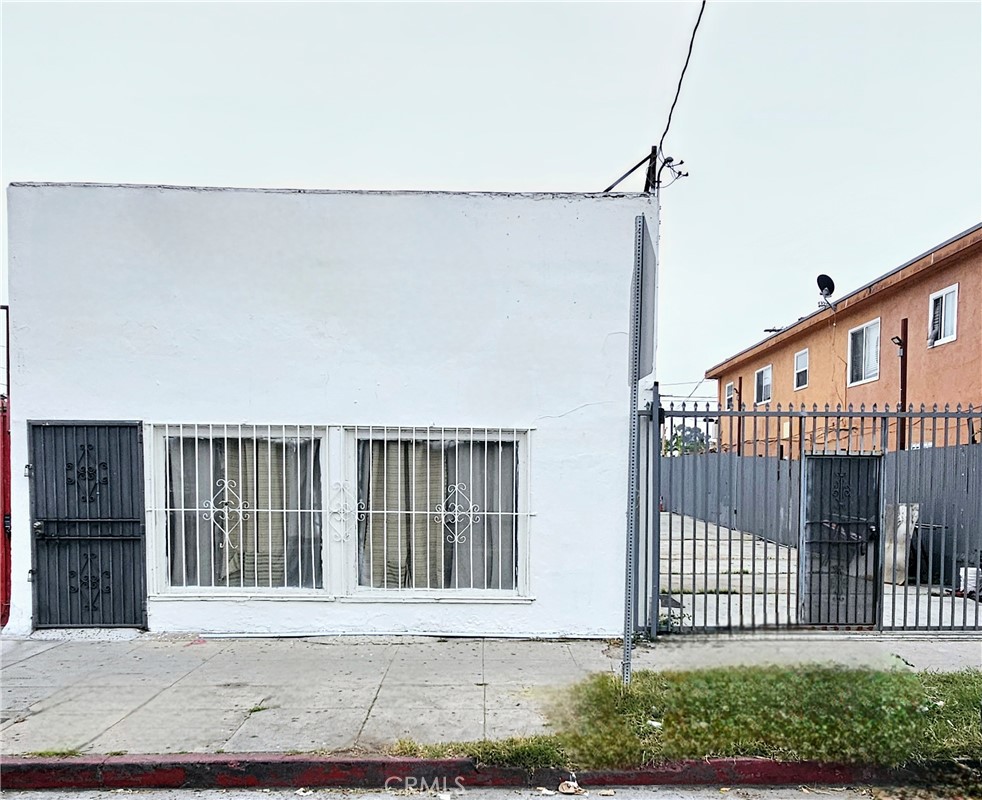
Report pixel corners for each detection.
[2,1,980,397]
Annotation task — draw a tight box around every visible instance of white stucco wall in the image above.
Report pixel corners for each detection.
[6,183,655,636]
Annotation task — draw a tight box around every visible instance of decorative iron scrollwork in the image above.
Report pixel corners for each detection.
[68,552,111,611]
[203,478,250,550]
[436,483,481,545]
[830,467,851,514]
[328,481,365,542]
[66,445,108,503]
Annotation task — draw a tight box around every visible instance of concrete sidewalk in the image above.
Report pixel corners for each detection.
[2,633,979,757]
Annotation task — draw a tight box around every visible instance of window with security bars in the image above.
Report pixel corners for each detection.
[157,425,323,589]
[354,428,526,591]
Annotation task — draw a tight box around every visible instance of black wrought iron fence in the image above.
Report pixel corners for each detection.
[637,403,982,634]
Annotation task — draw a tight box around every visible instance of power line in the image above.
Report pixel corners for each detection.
[602,1,708,193]
[658,0,708,155]
[684,377,709,400]
[658,394,719,400]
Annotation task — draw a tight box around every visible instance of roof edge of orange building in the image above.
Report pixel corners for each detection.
[705,221,982,380]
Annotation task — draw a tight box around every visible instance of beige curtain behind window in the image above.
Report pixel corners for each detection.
[224,440,287,587]
[364,441,445,589]
[445,441,517,590]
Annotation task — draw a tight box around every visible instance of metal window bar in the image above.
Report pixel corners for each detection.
[150,424,325,590]
[353,426,529,592]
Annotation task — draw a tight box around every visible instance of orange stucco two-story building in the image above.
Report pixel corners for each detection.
[706,223,982,421]
[705,223,981,455]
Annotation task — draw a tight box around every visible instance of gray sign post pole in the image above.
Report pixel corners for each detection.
[622,216,646,686]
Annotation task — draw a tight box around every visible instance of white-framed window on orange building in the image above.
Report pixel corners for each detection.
[848,318,880,386]
[754,365,772,405]
[724,382,735,409]
[793,349,809,390]
[927,284,958,347]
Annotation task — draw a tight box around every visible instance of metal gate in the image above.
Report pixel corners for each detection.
[801,456,880,626]
[30,422,147,628]
[628,402,982,636]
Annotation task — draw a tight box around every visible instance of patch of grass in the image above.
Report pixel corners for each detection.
[917,671,982,761]
[389,736,568,771]
[548,666,982,769]
[26,748,83,758]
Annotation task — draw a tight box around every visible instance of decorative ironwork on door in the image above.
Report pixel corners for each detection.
[66,445,109,503]
[30,422,146,628]
[801,455,881,626]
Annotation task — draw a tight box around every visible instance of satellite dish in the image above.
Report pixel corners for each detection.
[817,274,835,298]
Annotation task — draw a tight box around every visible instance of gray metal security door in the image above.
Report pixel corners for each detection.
[801,456,881,626]
[30,422,146,628]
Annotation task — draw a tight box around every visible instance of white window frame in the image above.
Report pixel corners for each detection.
[927,283,958,347]
[144,423,332,600]
[847,318,880,387]
[793,349,809,391]
[754,365,772,405]
[144,423,533,602]
[340,426,532,601]
[724,382,735,410]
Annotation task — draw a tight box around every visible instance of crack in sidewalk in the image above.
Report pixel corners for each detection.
[74,639,235,753]
[354,643,398,747]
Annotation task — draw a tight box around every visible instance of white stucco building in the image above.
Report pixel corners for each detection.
[5,183,656,637]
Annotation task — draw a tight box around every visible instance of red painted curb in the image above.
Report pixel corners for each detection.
[0,755,527,791]
[0,754,963,791]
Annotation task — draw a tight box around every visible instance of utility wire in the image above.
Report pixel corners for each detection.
[684,378,709,400]
[658,0,708,155]
[602,0,708,192]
